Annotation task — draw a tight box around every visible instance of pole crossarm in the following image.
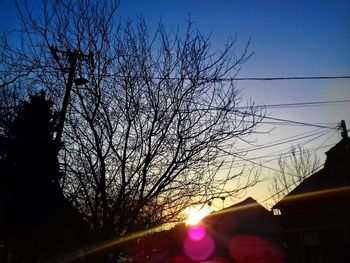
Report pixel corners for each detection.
[49,46,94,146]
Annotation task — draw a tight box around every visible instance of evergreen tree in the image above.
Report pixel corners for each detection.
[0,91,62,259]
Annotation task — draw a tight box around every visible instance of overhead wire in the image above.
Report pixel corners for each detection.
[257,121,339,127]
[217,143,334,172]
[259,129,335,156]
[185,100,341,130]
[238,100,350,109]
[256,131,339,206]
[218,127,325,150]
[2,66,350,82]
[212,75,350,81]
[216,126,340,207]
[219,128,328,155]
[217,130,333,170]
[236,143,334,164]
[217,129,330,166]
[93,73,350,82]
[233,109,339,130]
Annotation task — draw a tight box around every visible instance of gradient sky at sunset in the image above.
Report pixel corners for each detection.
[1,0,349,206]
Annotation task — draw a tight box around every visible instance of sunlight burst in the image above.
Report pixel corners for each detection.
[185,207,211,225]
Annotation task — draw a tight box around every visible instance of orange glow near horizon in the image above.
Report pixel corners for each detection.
[65,185,350,262]
[185,207,211,225]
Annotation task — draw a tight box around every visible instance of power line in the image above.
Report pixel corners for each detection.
[194,100,350,112]
[258,121,339,127]
[184,99,340,130]
[256,137,339,206]
[234,154,285,174]
[2,66,350,82]
[231,129,327,155]
[218,140,334,171]
[233,109,338,130]
[220,127,325,149]
[247,100,350,109]
[260,130,346,206]
[238,143,334,163]
[3,70,350,91]
[102,74,350,82]
[225,76,350,81]
[213,128,333,171]
[217,129,328,162]
[218,130,332,169]
[187,100,341,130]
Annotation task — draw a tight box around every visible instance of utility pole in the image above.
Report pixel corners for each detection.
[50,46,93,146]
[340,120,348,139]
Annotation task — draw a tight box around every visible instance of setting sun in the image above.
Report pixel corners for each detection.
[185,207,211,225]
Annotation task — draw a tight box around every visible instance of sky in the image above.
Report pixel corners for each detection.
[1,0,350,208]
[113,0,350,207]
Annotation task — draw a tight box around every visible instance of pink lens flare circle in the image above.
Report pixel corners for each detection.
[183,234,215,261]
[188,225,206,241]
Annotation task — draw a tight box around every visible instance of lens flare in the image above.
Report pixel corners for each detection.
[183,233,215,261]
[188,225,206,241]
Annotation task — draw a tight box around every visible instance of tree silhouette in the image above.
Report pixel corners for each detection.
[1,91,60,216]
[269,145,320,204]
[0,92,91,261]
[1,0,265,240]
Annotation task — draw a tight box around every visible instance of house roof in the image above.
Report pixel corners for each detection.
[203,197,282,238]
[225,197,266,211]
[273,138,350,209]
[206,197,268,220]
[281,168,327,198]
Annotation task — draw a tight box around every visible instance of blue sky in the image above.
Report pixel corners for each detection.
[1,0,348,103]
[117,1,350,137]
[1,0,349,205]
[116,0,350,74]
[99,0,350,204]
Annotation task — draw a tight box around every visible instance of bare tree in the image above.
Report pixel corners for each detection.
[0,32,37,89]
[2,0,265,239]
[269,145,320,204]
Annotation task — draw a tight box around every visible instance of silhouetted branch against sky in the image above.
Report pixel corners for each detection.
[269,144,320,204]
[0,0,269,237]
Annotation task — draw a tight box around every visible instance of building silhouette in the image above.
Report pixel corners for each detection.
[273,137,350,262]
